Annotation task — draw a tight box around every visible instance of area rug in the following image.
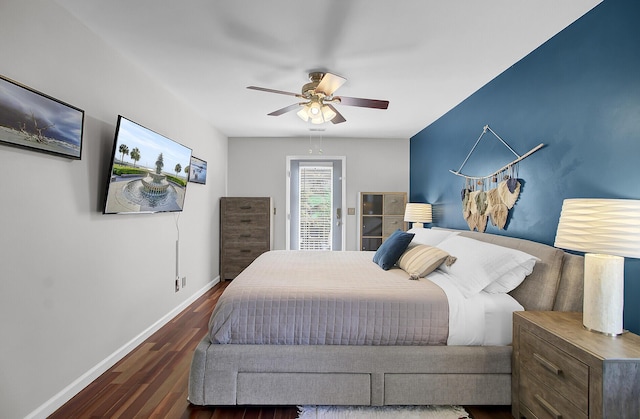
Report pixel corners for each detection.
[297,405,470,419]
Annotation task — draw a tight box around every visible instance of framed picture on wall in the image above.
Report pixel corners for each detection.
[188,155,207,184]
[0,74,84,159]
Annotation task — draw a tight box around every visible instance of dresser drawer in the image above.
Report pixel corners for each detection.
[221,261,251,280]
[222,197,270,214]
[520,373,587,419]
[221,247,268,279]
[223,244,269,258]
[520,329,588,413]
[223,224,270,244]
[223,213,269,229]
[382,216,404,236]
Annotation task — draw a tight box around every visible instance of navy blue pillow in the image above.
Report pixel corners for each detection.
[372,229,415,270]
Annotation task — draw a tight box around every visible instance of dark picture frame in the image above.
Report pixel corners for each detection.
[0,74,84,159]
[188,155,207,184]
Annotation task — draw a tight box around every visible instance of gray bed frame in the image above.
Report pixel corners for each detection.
[188,229,584,406]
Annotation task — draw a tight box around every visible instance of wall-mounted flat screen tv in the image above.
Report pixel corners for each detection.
[103,115,192,214]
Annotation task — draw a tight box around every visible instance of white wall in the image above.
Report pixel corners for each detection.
[0,1,227,418]
[228,137,409,250]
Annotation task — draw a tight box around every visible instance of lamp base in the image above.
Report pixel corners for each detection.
[582,325,627,337]
[412,222,424,229]
[583,253,625,336]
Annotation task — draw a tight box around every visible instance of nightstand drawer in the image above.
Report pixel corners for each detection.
[520,373,587,419]
[520,328,588,413]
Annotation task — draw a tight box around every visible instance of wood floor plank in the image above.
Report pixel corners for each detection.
[50,280,512,418]
[106,383,150,418]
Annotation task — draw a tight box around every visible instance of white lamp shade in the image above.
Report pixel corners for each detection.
[554,198,640,258]
[404,203,433,225]
[554,198,640,335]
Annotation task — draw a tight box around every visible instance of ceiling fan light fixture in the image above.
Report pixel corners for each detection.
[297,98,335,124]
[321,105,336,122]
[308,99,322,116]
[296,105,310,122]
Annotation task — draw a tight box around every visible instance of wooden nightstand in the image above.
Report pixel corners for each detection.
[512,311,640,419]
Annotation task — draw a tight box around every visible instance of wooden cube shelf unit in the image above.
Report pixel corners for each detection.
[360,192,407,251]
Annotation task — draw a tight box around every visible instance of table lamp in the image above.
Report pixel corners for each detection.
[404,203,433,228]
[554,198,640,335]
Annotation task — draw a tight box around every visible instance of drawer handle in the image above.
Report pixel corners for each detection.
[240,219,252,223]
[239,233,251,238]
[239,205,252,210]
[534,394,562,419]
[533,353,562,375]
[391,220,398,224]
[240,249,251,253]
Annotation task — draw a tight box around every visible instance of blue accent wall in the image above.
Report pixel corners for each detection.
[410,0,640,333]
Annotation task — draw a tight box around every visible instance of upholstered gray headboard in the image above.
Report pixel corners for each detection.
[433,228,584,312]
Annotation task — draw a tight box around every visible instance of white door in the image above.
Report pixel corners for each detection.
[286,156,346,250]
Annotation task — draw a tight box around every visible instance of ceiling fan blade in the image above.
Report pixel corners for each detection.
[337,96,389,109]
[327,104,346,124]
[267,103,301,116]
[315,72,347,96]
[247,86,303,98]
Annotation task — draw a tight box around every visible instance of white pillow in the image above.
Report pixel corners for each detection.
[435,235,539,297]
[407,228,459,247]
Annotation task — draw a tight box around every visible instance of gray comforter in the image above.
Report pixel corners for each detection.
[209,250,449,346]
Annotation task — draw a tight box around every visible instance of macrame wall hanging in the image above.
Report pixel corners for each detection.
[450,125,544,232]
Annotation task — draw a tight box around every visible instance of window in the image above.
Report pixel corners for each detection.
[298,164,333,250]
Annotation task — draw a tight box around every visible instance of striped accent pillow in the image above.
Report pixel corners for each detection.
[398,244,457,278]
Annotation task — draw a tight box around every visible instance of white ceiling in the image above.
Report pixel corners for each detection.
[54,0,600,139]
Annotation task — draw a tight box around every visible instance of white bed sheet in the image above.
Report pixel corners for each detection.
[425,271,524,346]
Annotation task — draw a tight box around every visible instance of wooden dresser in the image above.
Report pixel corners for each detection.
[512,311,640,419]
[220,197,272,281]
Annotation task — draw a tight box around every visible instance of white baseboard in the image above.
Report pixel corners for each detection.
[25,277,220,419]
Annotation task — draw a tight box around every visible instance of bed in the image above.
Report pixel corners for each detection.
[188,228,584,406]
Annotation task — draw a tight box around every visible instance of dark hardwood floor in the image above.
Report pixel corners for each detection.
[50,281,513,418]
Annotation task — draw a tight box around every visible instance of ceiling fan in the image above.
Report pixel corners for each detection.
[247,71,389,125]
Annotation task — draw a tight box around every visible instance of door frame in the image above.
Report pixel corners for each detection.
[286,155,347,251]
